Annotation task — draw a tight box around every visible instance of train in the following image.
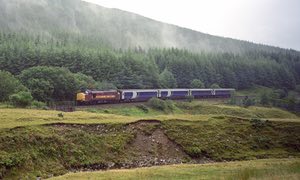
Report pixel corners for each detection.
[76,88,235,105]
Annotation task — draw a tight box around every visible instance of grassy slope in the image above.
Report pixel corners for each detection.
[1,119,299,179]
[0,124,135,179]
[163,118,300,160]
[0,101,298,129]
[0,102,299,179]
[51,158,300,180]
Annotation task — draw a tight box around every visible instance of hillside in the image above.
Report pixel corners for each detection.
[0,102,299,179]
[0,0,299,110]
[0,0,297,54]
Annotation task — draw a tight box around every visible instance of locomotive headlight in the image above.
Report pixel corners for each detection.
[76,93,86,101]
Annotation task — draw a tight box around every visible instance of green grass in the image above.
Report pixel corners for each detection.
[0,102,300,129]
[86,106,164,117]
[176,101,298,119]
[0,115,299,179]
[0,124,135,179]
[0,108,138,129]
[0,103,299,179]
[163,117,300,161]
[0,100,299,130]
[50,158,300,180]
[84,101,298,119]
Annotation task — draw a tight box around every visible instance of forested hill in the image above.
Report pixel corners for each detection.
[0,0,300,102]
[0,0,296,54]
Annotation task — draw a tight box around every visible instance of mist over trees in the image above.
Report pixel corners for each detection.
[0,0,299,105]
[0,32,299,92]
[0,0,297,54]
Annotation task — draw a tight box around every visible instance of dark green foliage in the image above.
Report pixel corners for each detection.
[136,104,149,113]
[243,96,256,107]
[273,89,288,99]
[227,91,238,105]
[147,98,167,111]
[31,100,47,109]
[260,92,271,106]
[250,118,270,129]
[210,83,221,89]
[258,89,300,113]
[186,95,194,102]
[0,70,26,101]
[190,79,205,88]
[18,66,86,101]
[74,73,100,91]
[0,33,299,92]
[57,113,64,118]
[147,98,175,112]
[158,69,177,88]
[0,0,299,93]
[9,91,33,108]
[97,82,117,90]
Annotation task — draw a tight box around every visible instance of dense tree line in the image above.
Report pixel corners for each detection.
[0,33,300,104]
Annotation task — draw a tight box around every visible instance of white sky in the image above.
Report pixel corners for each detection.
[83,0,300,50]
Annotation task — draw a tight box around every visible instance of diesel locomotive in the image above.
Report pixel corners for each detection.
[76,88,235,105]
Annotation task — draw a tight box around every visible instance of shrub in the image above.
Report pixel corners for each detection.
[9,91,33,107]
[186,95,194,102]
[136,104,149,113]
[190,79,205,88]
[57,113,64,118]
[97,81,117,90]
[250,118,270,129]
[158,69,177,88]
[253,136,272,149]
[165,100,176,111]
[0,70,27,101]
[19,66,84,101]
[273,89,288,99]
[210,83,220,89]
[242,96,256,107]
[147,98,176,112]
[147,98,167,111]
[31,100,47,109]
[260,92,271,106]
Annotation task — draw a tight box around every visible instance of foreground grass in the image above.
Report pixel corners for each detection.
[0,102,299,179]
[51,158,300,180]
[1,116,299,179]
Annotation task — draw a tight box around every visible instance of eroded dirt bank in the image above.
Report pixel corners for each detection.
[57,120,212,172]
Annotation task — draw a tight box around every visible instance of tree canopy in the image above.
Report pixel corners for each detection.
[159,69,177,88]
[18,66,97,101]
[0,70,26,101]
[0,32,299,102]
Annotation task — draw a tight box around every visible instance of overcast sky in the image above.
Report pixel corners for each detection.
[83,0,300,50]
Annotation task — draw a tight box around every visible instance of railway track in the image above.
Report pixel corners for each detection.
[75,97,244,110]
[53,96,255,111]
